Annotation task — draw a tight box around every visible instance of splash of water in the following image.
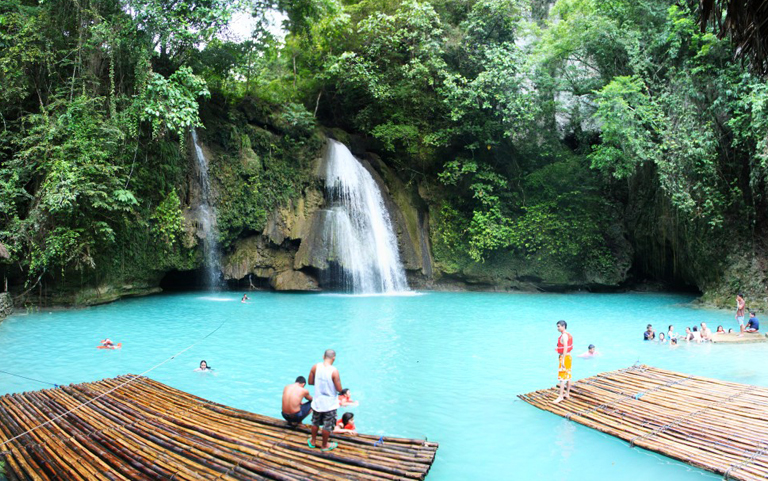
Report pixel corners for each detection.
[191,128,221,288]
[321,139,408,293]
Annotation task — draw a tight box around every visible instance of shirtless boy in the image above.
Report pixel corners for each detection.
[281,376,313,426]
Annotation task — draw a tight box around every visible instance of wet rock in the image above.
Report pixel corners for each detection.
[269,270,320,291]
[0,292,12,320]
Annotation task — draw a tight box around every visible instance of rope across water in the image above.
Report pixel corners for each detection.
[0,315,230,452]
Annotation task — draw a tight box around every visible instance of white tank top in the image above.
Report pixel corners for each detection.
[311,362,340,413]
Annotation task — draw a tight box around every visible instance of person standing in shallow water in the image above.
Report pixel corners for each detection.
[554,320,573,404]
[308,349,343,451]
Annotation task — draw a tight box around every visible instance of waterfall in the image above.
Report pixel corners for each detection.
[191,128,222,288]
[321,139,408,293]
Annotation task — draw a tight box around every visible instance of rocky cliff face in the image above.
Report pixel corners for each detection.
[220,136,433,291]
[0,292,12,320]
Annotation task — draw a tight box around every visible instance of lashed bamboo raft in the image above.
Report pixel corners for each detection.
[0,375,437,480]
[519,365,768,480]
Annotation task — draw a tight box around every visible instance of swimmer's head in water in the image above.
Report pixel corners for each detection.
[341,412,354,425]
[295,376,306,385]
[200,360,208,369]
[588,344,595,352]
[671,338,678,344]
[324,349,336,360]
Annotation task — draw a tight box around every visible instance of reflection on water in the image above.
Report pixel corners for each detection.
[0,291,760,480]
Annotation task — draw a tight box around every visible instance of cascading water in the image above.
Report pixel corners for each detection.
[191,128,222,288]
[321,139,408,293]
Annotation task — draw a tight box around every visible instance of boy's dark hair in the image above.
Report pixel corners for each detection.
[296,376,306,384]
[693,326,698,332]
[647,324,653,329]
[588,344,595,350]
[341,412,354,425]
[750,311,756,316]
[556,320,567,329]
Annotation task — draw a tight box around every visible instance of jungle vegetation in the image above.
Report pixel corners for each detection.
[1,0,767,300]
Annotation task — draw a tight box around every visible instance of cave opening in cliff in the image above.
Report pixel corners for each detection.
[159,269,214,291]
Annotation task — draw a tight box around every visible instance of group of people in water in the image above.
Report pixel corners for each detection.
[643,297,760,346]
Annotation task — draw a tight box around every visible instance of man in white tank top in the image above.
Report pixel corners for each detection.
[308,349,343,450]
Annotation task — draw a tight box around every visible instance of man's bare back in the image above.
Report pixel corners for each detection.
[282,382,311,414]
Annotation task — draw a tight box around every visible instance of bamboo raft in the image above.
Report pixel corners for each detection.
[0,375,438,480]
[519,365,768,480]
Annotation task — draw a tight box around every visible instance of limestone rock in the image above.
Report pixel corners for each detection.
[0,292,12,320]
[269,270,319,291]
[221,236,294,280]
[264,187,324,245]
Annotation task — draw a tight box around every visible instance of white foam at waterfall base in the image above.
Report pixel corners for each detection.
[191,128,222,288]
[322,139,409,294]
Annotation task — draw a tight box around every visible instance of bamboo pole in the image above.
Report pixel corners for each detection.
[519,365,768,481]
[0,375,438,480]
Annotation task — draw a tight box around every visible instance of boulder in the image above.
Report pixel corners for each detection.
[221,236,294,280]
[269,270,320,291]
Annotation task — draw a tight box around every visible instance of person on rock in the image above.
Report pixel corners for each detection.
[746,312,760,332]
[281,376,313,426]
[736,293,746,335]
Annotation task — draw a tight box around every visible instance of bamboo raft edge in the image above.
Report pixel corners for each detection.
[518,364,768,481]
[0,375,439,481]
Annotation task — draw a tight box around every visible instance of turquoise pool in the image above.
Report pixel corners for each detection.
[1,291,764,480]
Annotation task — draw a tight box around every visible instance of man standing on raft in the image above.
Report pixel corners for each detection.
[308,349,343,451]
[554,320,573,404]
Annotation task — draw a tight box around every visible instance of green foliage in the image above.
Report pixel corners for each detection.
[141,66,210,139]
[0,0,214,290]
[151,190,184,247]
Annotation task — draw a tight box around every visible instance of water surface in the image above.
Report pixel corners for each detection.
[1,291,762,480]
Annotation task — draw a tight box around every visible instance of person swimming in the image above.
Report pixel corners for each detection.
[241,294,249,303]
[338,388,359,407]
[578,344,599,358]
[194,360,213,372]
[334,412,357,434]
[716,325,725,333]
[100,338,114,347]
[658,332,666,343]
